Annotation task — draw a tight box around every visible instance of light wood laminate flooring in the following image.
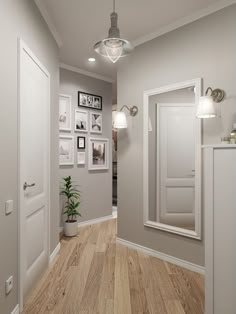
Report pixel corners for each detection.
[23,219,204,314]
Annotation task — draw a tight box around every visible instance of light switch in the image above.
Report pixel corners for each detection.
[5,276,13,295]
[5,200,13,215]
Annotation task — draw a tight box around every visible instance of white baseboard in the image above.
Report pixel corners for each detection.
[11,304,19,314]
[78,214,115,228]
[116,237,205,275]
[49,242,61,264]
[112,206,117,212]
[59,214,116,234]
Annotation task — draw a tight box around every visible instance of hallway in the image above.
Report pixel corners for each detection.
[23,219,204,314]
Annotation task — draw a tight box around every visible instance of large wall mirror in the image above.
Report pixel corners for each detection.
[143,79,202,239]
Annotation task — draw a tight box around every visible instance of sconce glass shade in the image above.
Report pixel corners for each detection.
[196,96,216,118]
[148,117,153,132]
[114,111,127,128]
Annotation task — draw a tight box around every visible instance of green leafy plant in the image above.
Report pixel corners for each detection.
[60,176,81,222]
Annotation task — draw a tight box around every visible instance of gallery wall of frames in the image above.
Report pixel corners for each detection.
[59,92,109,171]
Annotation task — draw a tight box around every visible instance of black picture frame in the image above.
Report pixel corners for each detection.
[78,91,102,111]
[77,136,86,149]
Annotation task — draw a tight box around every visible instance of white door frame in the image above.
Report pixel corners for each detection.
[18,39,51,311]
[143,78,202,240]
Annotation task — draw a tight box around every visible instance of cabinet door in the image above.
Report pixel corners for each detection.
[214,149,236,314]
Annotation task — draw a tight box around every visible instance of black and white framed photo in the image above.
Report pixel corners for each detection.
[88,137,109,170]
[75,109,88,132]
[59,135,74,166]
[90,112,102,134]
[59,94,72,131]
[77,152,86,165]
[77,136,86,149]
[78,92,102,110]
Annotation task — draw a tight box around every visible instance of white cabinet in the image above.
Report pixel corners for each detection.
[204,145,236,314]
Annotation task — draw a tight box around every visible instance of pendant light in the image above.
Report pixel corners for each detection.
[94,0,133,63]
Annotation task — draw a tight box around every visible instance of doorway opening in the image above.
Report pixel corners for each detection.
[112,105,118,216]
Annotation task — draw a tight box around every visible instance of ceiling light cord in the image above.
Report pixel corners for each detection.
[113,0,115,13]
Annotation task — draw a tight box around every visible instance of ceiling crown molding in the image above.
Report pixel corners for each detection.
[35,0,235,79]
[35,0,235,50]
[133,0,236,46]
[60,63,114,83]
[34,0,63,47]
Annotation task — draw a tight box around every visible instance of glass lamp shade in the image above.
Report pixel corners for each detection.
[94,38,133,63]
[196,96,216,118]
[148,117,153,132]
[114,111,127,128]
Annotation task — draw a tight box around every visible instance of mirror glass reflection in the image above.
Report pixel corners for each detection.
[146,84,201,238]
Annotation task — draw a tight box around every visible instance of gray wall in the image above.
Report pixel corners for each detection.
[60,69,112,224]
[0,1,59,313]
[117,5,236,267]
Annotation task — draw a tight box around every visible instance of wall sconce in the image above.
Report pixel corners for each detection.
[114,105,138,129]
[196,87,225,119]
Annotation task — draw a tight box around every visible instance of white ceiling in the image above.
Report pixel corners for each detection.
[35,0,234,81]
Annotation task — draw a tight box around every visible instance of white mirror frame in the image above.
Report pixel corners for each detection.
[143,78,202,240]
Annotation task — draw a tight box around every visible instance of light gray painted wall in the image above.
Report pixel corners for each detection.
[59,69,112,224]
[117,5,236,267]
[0,1,59,313]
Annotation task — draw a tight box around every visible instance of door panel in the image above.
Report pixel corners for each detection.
[19,41,50,301]
[26,209,45,268]
[166,113,194,178]
[166,187,194,213]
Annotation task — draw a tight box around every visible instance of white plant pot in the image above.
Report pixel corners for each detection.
[64,220,78,237]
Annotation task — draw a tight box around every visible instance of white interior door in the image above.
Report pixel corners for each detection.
[19,40,50,305]
[159,104,195,228]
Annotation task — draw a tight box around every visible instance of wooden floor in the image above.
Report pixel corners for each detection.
[23,219,204,314]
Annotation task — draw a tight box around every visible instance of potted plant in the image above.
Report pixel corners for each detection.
[60,176,81,237]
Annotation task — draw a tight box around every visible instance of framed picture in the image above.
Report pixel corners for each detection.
[88,137,109,170]
[59,94,72,131]
[59,135,74,166]
[90,112,102,134]
[77,152,86,165]
[78,92,102,110]
[75,109,88,132]
[77,136,86,149]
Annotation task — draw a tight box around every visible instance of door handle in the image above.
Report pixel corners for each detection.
[23,182,36,190]
[185,170,196,177]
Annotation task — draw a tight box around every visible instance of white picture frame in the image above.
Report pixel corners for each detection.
[90,112,102,134]
[88,137,109,170]
[59,135,74,166]
[75,109,88,133]
[77,152,86,165]
[59,94,72,131]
